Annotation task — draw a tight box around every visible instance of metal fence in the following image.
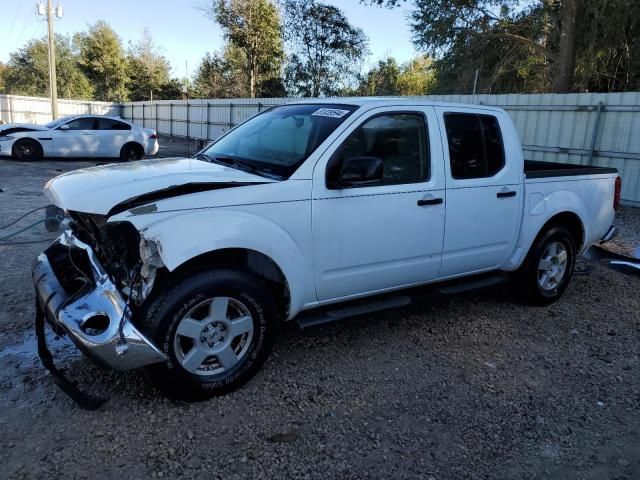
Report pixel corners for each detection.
[0,94,118,125]
[121,93,640,205]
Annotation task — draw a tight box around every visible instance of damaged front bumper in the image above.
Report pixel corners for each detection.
[32,231,167,370]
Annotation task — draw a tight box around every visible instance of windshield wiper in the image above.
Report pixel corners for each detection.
[198,153,283,180]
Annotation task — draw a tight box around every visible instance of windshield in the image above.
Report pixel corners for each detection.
[200,104,358,178]
[44,117,70,129]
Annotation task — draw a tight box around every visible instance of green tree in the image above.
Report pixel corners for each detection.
[283,0,368,97]
[74,21,128,101]
[397,56,436,95]
[208,0,284,98]
[4,35,93,99]
[357,55,436,96]
[193,46,250,98]
[0,62,7,93]
[358,57,401,95]
[364,0,580,93]
[126,29,174,101]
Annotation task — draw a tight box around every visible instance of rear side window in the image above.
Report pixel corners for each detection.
[444,113,505,179]
[97,118,131,130]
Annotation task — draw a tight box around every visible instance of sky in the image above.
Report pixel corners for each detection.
[0,0,418,77]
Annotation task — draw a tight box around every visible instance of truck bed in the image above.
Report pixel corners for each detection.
[524,160,618,179]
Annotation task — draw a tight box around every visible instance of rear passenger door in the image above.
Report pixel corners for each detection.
[436,107,523,277]
[94,118,132,157]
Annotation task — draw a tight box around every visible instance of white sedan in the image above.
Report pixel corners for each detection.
[0,115,159,161]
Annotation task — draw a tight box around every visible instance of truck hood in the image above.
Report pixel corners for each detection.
[45,157,276,215]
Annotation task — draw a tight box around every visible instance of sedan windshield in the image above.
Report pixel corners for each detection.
[199,104,358,179]
[44,117,70,129]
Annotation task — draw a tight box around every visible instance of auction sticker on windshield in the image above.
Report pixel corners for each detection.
[312,108,351,118]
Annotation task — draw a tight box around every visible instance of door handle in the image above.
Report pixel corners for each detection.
[81,133,92,136]
[497,190,517,198]
[417,198,443,206]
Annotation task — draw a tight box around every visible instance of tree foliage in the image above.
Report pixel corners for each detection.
[357,55,436,95]
[194,46,249,98]
[4,35,94,99]
[126,29,175,101]
[283,0,368,97]
[209,0,285,98]
[364,0,640,93]
[74,21,129,101]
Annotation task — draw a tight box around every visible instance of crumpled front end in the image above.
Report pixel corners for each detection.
[33,230,166,370]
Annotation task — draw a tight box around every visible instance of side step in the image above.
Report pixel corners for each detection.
[295,273,508,330]
[436,273,507,295]
[296,295,412,330]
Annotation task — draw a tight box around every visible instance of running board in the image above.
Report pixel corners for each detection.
[295,273,507,330]
[296,295,412,330]
[436,273,507,295]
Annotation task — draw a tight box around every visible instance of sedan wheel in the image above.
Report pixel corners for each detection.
[13,139,42,161]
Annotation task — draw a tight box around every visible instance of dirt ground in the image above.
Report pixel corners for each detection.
[0,148,639,480]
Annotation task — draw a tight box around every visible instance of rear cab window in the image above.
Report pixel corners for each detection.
[444,113,505,179]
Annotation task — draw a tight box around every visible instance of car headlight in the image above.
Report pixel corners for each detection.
[0,135,14,141]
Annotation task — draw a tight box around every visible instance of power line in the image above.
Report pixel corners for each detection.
[2,0,26,46]
[14,9,38,47]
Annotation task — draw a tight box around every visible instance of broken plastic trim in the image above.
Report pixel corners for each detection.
[108,182,262,217]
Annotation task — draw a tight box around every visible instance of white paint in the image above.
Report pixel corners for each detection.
[45,99,619,320]
[0,114,157,159]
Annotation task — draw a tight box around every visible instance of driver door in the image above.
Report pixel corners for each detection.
[51,117,96,157]
[311,107,446,302]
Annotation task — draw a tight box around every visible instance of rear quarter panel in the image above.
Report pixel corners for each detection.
[507,174,617,269]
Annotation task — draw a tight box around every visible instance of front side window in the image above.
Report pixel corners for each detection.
[63,117,95,130]
[201,104,357,179]
[444,113,505,179]
[333,113,429,186]
[97,118,131,130]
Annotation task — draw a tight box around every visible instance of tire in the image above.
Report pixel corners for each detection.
[141,269,278,400]
[12,139,43,161]
[513,225,576,305]
[120,143,143,161]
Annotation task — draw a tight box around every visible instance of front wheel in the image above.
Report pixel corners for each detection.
[513,225,576,305]
[12,139,43,161]
[141,269,278,400]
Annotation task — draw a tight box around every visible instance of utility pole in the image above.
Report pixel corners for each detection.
[37,1,63,119]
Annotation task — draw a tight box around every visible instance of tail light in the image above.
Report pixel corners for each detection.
[149,133,158,139]
[613,176,622,211]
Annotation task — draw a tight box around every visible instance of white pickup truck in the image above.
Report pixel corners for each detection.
[33,98,621,401]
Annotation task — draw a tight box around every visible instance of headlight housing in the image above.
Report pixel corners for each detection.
[0,135,15,141]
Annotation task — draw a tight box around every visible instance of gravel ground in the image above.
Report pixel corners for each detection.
[0,153,639,480]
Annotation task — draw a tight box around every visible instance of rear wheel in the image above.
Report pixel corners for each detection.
[120,143,143,161]
[513,225,576,305]
[142,269,278,400]
[12,139,43,161]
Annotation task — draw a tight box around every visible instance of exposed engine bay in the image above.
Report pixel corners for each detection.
[66,211,162,306]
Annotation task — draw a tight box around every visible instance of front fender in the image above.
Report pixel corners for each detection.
[127,209,311,318]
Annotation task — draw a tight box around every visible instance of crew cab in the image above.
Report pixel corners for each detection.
[0,115,158,161]
[33,99,620,400]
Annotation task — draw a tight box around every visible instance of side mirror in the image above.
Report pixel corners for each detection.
[327,155,384,189]
[59,124,69,131]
